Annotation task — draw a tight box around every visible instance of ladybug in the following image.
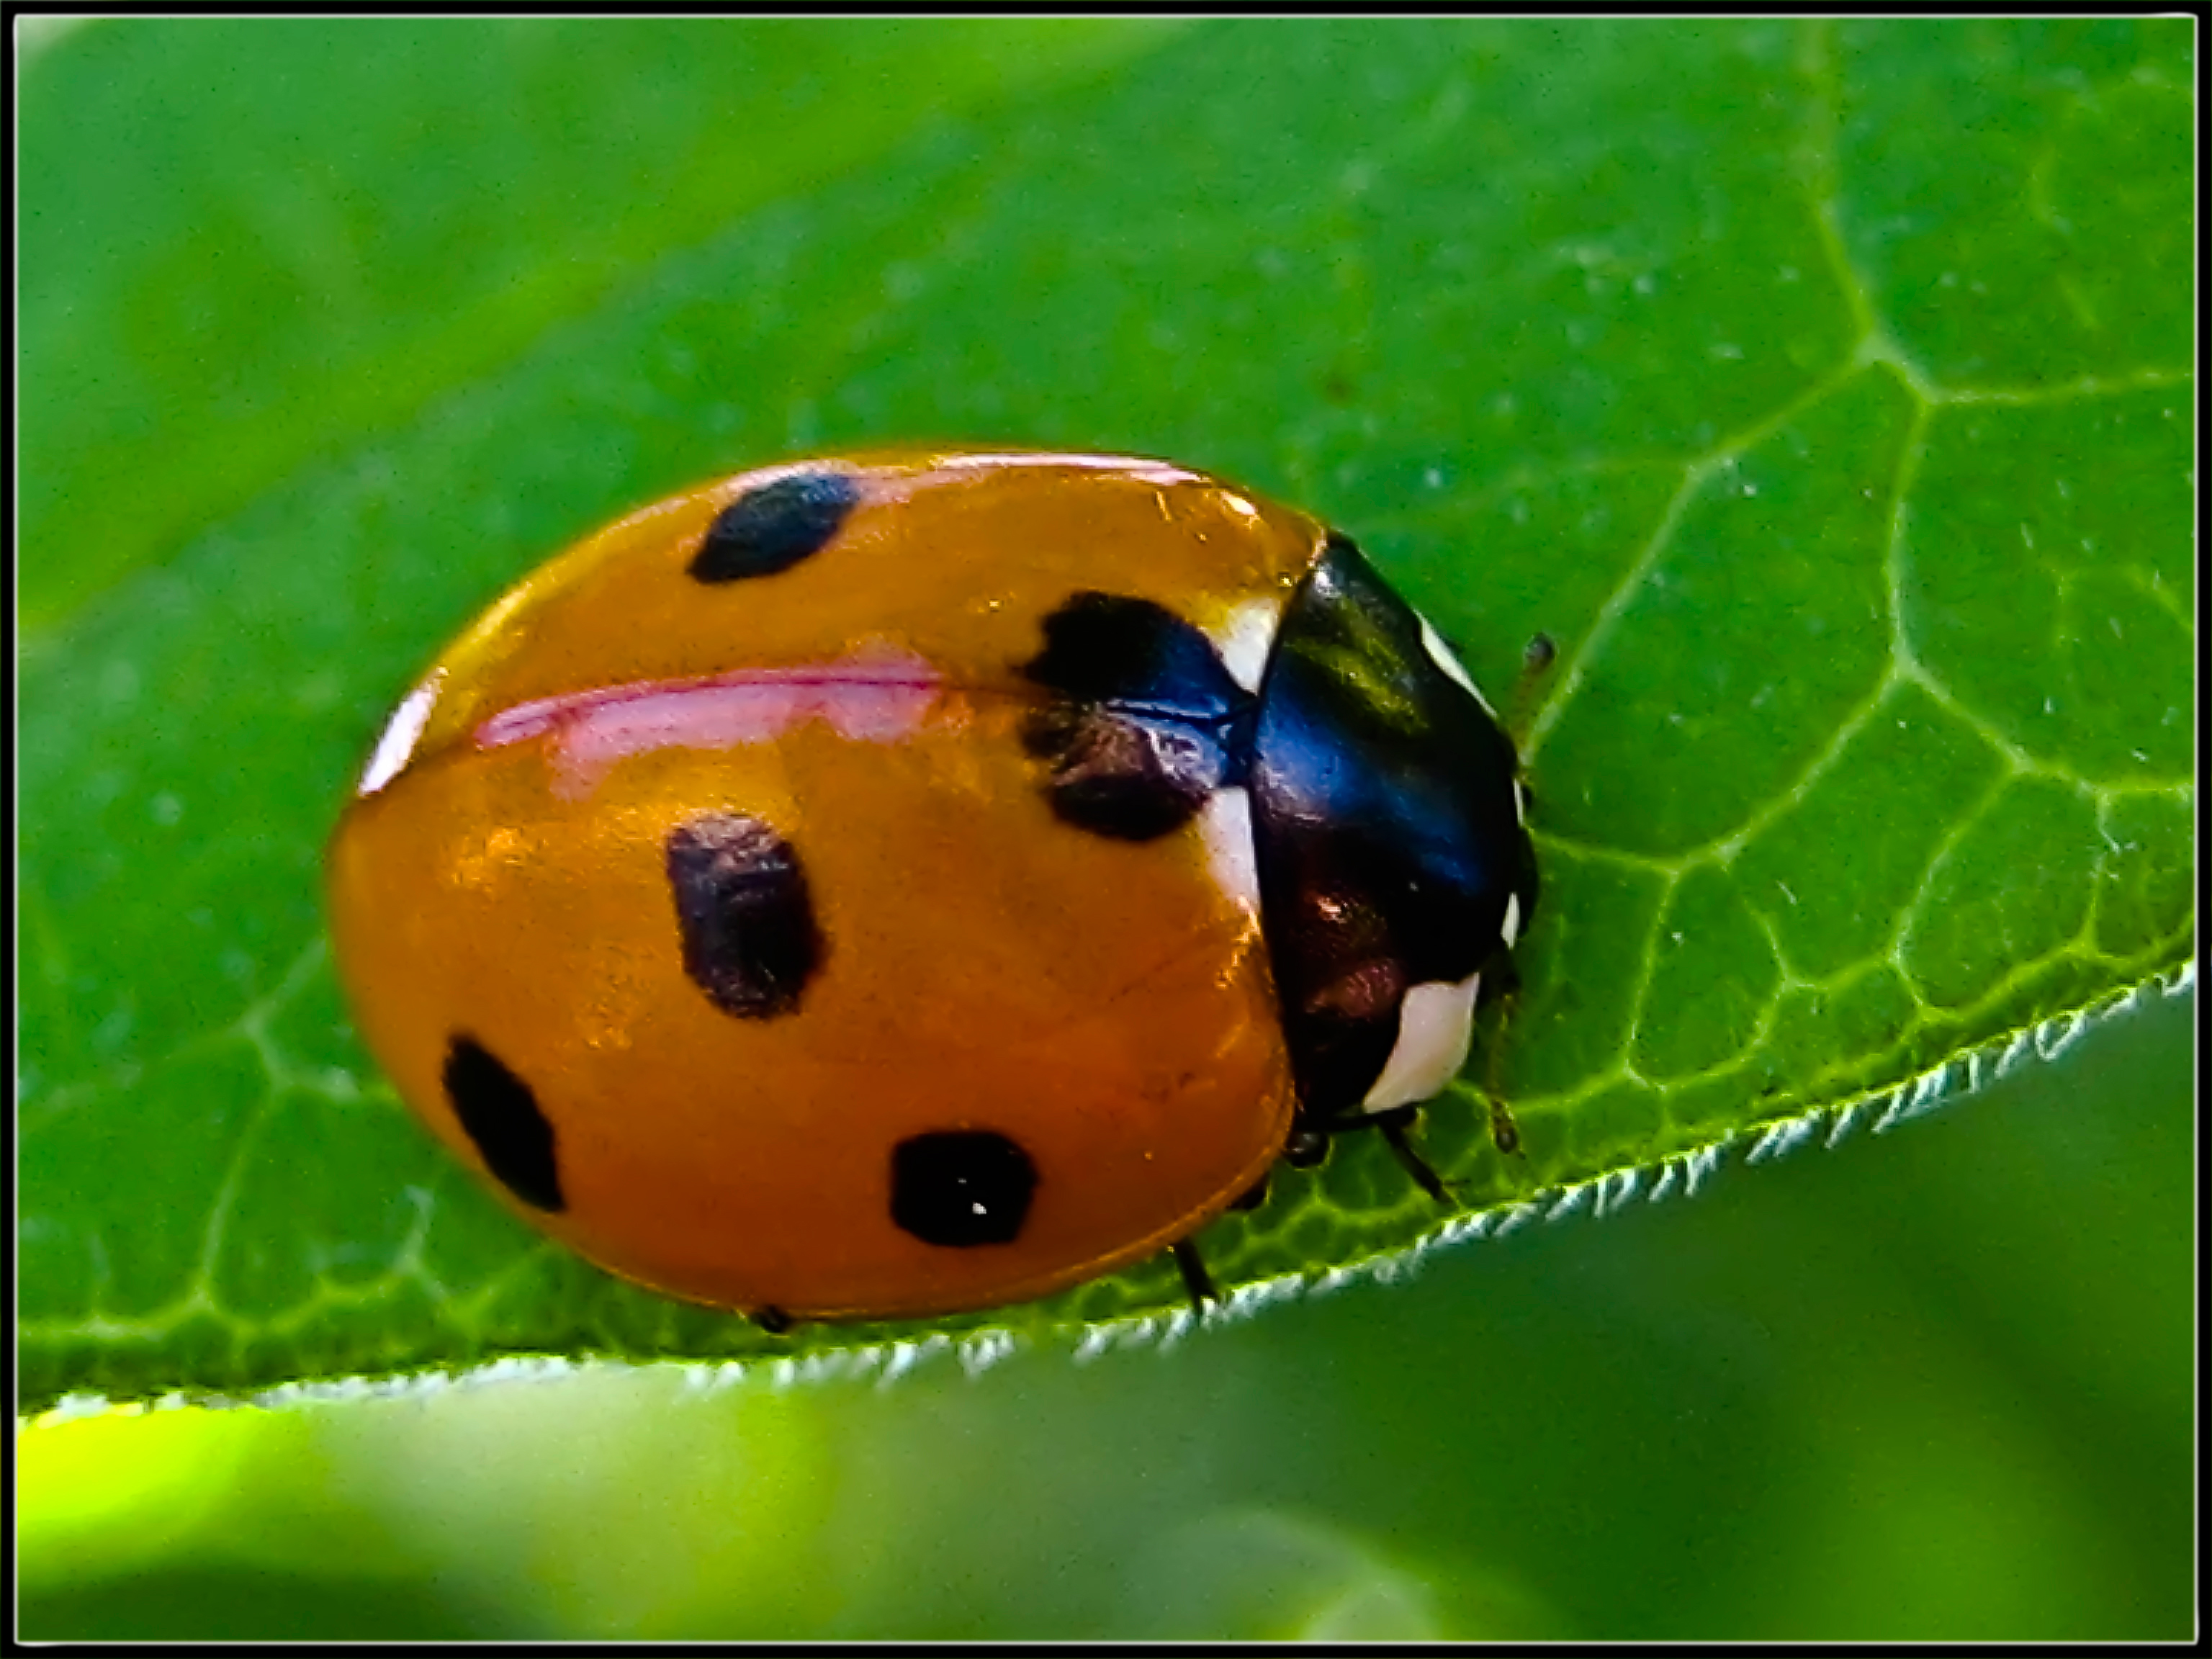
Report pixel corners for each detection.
[327,449,1537,1326]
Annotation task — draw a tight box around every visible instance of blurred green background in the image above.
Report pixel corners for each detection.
[17,16,2195,1640]
[20,986,2195,1639]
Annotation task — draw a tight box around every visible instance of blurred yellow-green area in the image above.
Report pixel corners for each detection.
[19,985,2194,1640]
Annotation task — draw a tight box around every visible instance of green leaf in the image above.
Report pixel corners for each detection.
[18,17,2193,1414]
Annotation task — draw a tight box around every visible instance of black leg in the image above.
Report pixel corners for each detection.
[1508,631,1557,744]
[1476,948,1523,1007]
[1375,1107,1454,1205]
[1486,1094,1523,1157]
[1290,1105,1457,1203]
[1480,981,1527,1158]
[1285,1089,1517,1200]
[1171,1236,1218,1316]
[752,1305,794,1336]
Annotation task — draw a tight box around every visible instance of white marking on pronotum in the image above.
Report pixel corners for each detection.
[357,671,445,797]
[1501,891,1524,948]
[1197,787,1262,920]
[1361,971,1481,1111]
[1417,615,1498,716]
[1207,598,1281,696]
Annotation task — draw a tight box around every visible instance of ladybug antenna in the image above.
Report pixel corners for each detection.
[1507,631,1557,750]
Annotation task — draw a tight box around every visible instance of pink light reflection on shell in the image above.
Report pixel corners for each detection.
[474,649,945,799]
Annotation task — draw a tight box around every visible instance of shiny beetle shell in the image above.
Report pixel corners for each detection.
[326,449,1536,1322]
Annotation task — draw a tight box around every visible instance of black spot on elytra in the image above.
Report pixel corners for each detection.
[688,469,861,583]
[890,1130,1038,1247]
[444,1035,564,1212]
[666,813,821,1018]
[1019,591,1253,841]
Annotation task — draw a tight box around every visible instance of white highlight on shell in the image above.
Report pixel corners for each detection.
[356,671,444,797]
[1360,970,1481,1112]
[1198,786,1262,919]
[934,451,1202,489]
[473,650,943,801]
[1416,615,1498,716]
[1208,598,1281,695]
[1500,892,1523,948]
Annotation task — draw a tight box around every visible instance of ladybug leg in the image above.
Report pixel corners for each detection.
[1372,1106,1453,1205]
[1483,1089,1524,1159]
[1458,940,1528,1156]
[752,1306,795,1336]
[1475,948,1521,1009]
[1285,1107,1457,1205]
[1507,631,1557,745]
[1283,1125,1328,1169]
[1171,1237,1219,1316]
[1167,1181,1271,1314]
[1476,974,1526,1159]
